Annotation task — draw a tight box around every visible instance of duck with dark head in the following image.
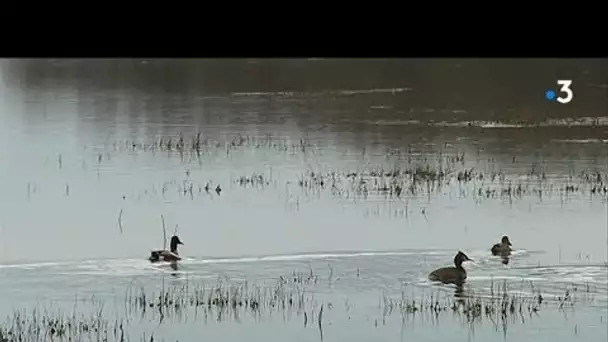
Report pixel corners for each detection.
[491,235,512,257]
[428,251,473,286]
[149,235,184,263]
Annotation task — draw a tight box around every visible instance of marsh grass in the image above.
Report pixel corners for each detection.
[97,163,608,209]
[124,277,312,324]
[0,276,318,342]
[381,278,602,334]
[2,271,604,341]
[34,132,608,212]
[0,305,128,342]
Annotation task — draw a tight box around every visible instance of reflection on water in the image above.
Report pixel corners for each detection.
[0,59,607,341]
[454,284,467,304]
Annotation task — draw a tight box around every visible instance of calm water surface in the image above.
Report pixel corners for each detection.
[0,59,607,342]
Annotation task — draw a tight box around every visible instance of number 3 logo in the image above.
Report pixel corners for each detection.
[556,80,574,104]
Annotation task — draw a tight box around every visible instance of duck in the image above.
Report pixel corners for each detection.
[491,235,512,256]
[149,235,184,263]
[428,251,473,285]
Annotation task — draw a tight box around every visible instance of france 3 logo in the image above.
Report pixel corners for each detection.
[545,80,574,104]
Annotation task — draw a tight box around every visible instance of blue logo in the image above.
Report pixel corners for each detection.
[546,80,574,104]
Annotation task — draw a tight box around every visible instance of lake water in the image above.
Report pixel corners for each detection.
[0,58,607,342]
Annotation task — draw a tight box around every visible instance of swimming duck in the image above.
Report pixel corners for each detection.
[149,235,184,263]
[491,235,512,256]
[428,251,473,285]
